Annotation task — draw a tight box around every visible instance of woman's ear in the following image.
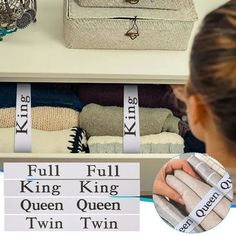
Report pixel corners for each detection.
[187,95,210,142]
[171,85,187,103]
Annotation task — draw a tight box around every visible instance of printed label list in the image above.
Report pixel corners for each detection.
[4,163,140,231]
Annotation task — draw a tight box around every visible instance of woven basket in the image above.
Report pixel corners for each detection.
[76,0,181,9]
[64,0,197,50]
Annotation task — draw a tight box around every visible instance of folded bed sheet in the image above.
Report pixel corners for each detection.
[153,194,203,233]
[0,127,88,153]
[80,104,180,137]
[166,175,222,231]
[174,170,231,219]
[0,107,80,131]
[187,154,233,201]
[0,83,83,111]
[88,132,184,153]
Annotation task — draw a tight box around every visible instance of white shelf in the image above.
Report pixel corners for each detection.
[0,0,227,84]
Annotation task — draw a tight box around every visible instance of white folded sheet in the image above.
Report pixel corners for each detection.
[88,132,184,153]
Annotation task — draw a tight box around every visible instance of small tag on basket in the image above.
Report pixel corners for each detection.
[15,83,32,153]
[123,85,140,153]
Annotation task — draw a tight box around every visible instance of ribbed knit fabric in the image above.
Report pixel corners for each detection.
[166,175,222,230]
[0,127,89,153]
[174,170,231,219]
[88,132,184,153]
[0,107,80,131]
[153,194,204,233]
[80,104,180,137]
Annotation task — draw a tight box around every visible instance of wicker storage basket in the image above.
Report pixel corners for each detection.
[64,0,197,50]
[76,0,182,9]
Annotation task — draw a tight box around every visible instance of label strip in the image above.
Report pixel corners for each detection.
[15,83,32,153]
[216,173,232,196]
[175,174,233,233]
[123,85,140,153]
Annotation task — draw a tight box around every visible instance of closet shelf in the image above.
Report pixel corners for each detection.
[0,0,227,84]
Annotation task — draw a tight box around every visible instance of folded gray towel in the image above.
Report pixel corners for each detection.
[80,104,180,137]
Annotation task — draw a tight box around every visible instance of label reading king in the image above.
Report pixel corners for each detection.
[15,83,32,153]
[123,85,140,153]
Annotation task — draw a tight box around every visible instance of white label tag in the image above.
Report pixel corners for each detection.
[189,187,223,225]
[216,173,233,196]
[175,216,198,233]
[123,85,140,153]
[15,83,32,153]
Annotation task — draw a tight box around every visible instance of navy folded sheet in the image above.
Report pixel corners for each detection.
[0,83,84,111]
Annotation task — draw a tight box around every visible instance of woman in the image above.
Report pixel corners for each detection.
[153,0,236,203]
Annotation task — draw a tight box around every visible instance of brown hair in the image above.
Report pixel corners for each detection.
[189,0,236,149]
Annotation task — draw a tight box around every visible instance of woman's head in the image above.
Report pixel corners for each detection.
[185,1,236,153]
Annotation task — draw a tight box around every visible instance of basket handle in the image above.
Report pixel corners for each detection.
[125,17,139,40]
[125,0,140,4]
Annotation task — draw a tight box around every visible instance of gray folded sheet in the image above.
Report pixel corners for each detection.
[194,153,226,177]
[153,153,233,232]
[153,194,203,233]
[174,170,231,219]
[80,104,180,137]
[166,175,222,231]
[187,154,233,201]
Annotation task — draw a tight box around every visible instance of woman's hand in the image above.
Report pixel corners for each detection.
[153,159,200,205]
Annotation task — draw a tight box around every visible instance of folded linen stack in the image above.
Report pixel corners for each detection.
[153,155,232,232]
[187,154,233,201]
[189,153,235,201]
[153,194,204,233]
[80,103,184,153]
[77,84,206,154]
[166,174,223,231]
[0,83,206,154]
[0,83,88,153]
